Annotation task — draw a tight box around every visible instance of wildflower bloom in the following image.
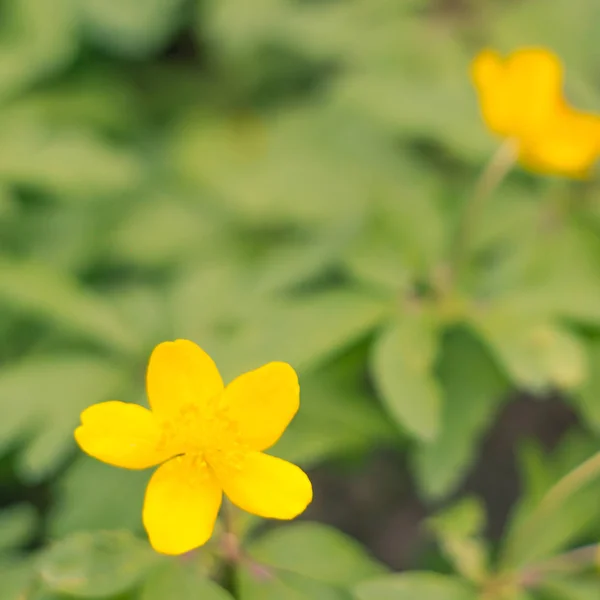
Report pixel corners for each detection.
[471,47,600,177]
[75,339,312,555]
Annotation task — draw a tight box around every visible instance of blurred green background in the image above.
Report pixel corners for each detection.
[2,0,600,599]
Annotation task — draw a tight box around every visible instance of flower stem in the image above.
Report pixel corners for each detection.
[450,139,518,285]
[220,499,241,563]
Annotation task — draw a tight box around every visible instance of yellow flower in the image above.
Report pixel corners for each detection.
[471,47,600,177]
[75,339,312,555]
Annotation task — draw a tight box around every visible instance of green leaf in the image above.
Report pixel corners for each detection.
[140,561,234,600]
[107,193,222,268]
[0,260,139,353]
[271,369,396,467]
[468,301,587,392]
[427,498,489,584]
[204,288,390,381]
[80,0,186,57]
[573,338,600,432]
[0,557,36,600]
[330,12,491,163]
[487,225,600,327]
[246,522,385,587]
[371,311,442,440]
[0,0,77,100]
[354,572,477,600]
[169,105,393,227]
[238,566,352,600]
[539,575,600,600]
[0,356,125,481]
[414,327,508,499]
[0,504,37,553]
[0,120,143,199]
[38,531,157,598]
[343,169,446,293]
[49,457,149,537]
[501,433,600,569]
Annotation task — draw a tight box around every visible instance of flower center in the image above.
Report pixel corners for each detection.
[156,394,248,472]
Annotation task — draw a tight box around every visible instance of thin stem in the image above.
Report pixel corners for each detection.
[451,139,519,284]
[218,499,242,599]
[220,498,241,563]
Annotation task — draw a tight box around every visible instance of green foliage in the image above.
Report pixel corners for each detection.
[238,521,384,599]
[427,498,489,584]
[371,310,442,440]
[355,572,477,600]
[0,504,37,552]
[140,561,234,600]
[1,0,600,598]
[245,522,386,585]
[38,531,157,597]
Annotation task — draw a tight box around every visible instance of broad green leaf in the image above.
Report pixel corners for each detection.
[38,531,157,598]
[468,302,586,392]
[414,328,508,499]
[49,457,149,537]
[204,289,391,381]
[0,112,143,199]
[238,566,352,600]
[204,0,422,65]
[501,433,600,569]
[0,356,125,481]
[169,105,392,227]
[170,254,372,360]
[0,504,37,553]
[427,498,489,584]
[371,311,442,440]
[574,338,600,432]
[80,0,186,57]
[246,522,385,587]
[0,558,36,600]
[330,12,491,163]
[539,575,600,600]
[107,193,222,268]
[0,260,139,353]
[12,69,139,135]
[105,285,166,346]
[271,369,396,466]
[354,572,477,600]
[140,561,234,600]
[488,225,600,327]
[0,0,77,100]
[343,169,446,293]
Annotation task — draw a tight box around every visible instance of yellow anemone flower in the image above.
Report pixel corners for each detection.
[75,339,312,555]
[471,47,600,177]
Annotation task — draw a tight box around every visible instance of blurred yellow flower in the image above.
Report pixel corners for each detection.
[75,339,312,555]
[471,47,600,177]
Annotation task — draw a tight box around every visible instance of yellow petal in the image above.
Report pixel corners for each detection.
[506,48,564,134]
[146,339,224,420]
[471,47,564,138]
[217,452,312,520]
[75,401,171,469]
[222,362,299,451]
[519,108,600,177]
[471,49,513,136]
[143,455,222,555]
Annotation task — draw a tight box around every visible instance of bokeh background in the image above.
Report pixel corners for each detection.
[2,0,600,599]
